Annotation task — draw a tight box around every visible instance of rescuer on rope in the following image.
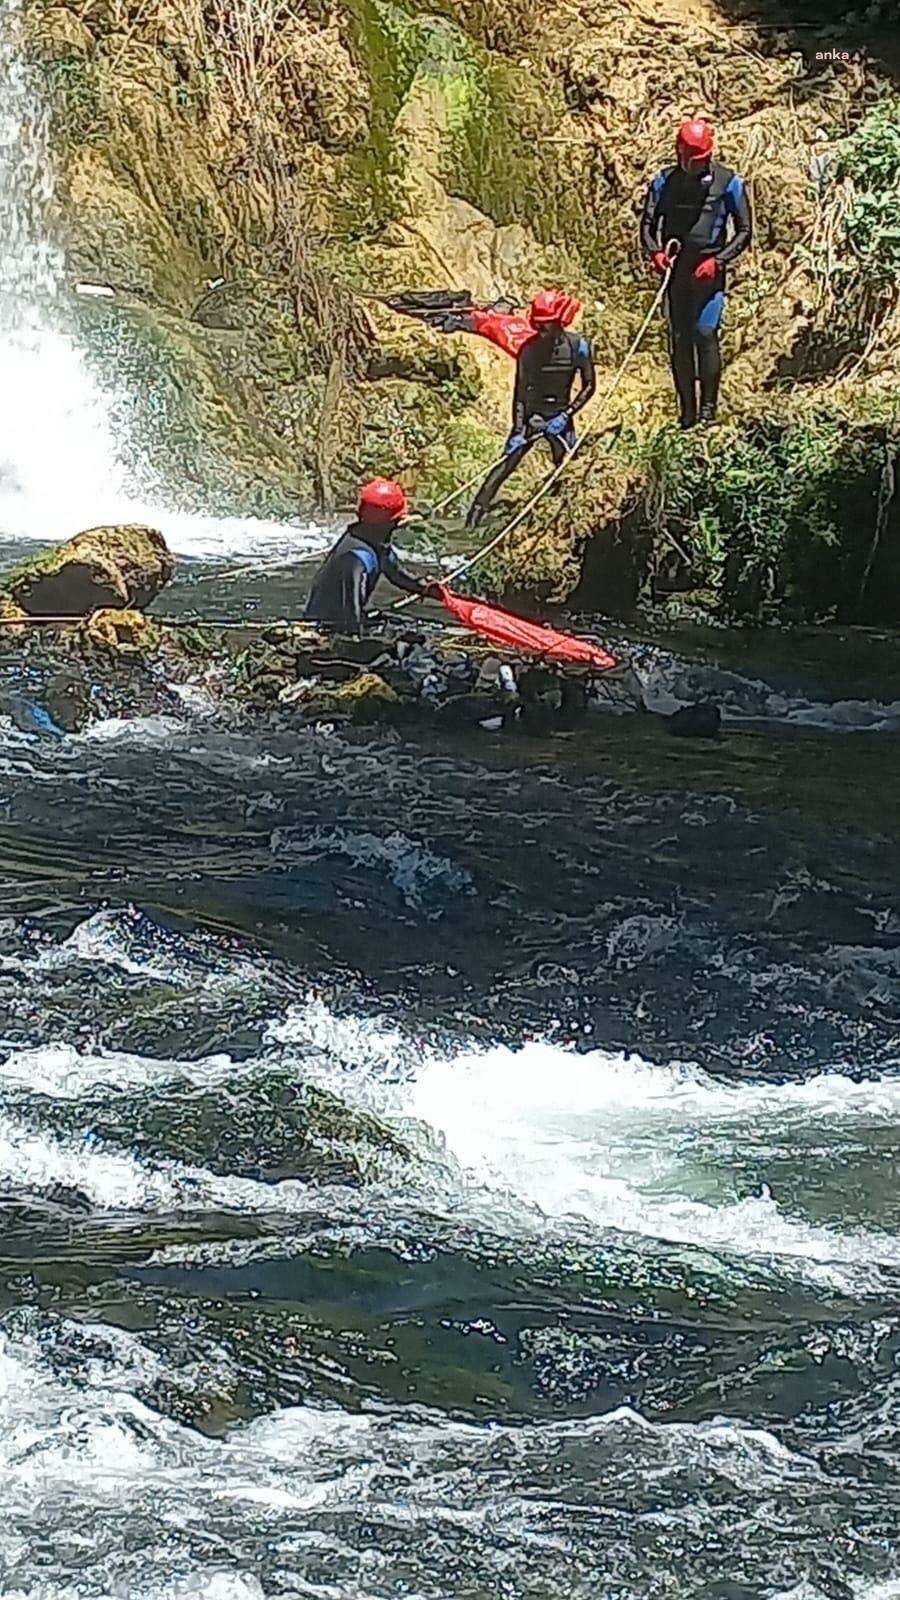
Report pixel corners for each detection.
[640,118,752,428]
[304,479,440,634]
[438,288,596,529]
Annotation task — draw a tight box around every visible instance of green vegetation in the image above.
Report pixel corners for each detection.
[342,0,418,233]
[612,416,898,623]
[32,49,106,145]
[833,97,900,293]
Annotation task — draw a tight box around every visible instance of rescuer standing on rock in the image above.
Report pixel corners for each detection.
[438,288,596,529]
[640,118,752,428]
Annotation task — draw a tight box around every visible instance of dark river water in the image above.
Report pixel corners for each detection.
[2,552,900,1599]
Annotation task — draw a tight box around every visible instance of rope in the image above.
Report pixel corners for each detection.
[0,613,322,632]
[394,265,674,610]
[0,275,672,639]
[407,456,506,522]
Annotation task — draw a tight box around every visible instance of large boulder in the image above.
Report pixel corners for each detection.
[1,525,174,617]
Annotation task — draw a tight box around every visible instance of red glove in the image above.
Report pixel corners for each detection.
[650,250,670,276]
[693,256,719,281]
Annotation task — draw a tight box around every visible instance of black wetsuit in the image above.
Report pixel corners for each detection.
[304,522,424,633]
[640,161,752,424]
[467,328,596,529]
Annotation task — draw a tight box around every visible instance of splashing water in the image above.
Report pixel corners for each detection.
[0,0,326,560]
[0,0,129,535]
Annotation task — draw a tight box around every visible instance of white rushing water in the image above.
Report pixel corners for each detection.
[6,903,900,1295]
[0,0,326,561]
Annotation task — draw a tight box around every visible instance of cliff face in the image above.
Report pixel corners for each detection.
[23,0,900,616]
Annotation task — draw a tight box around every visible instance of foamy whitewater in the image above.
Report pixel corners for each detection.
[2,0,900,1590]
[3,905,900,1595]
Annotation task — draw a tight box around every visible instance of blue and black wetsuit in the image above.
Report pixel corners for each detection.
[641,161,751,424]
[467,327,596,529]
[304,522,425,633]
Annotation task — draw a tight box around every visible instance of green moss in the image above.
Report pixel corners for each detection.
[413,410,497,503]
[71,297,307,519]
[342,0,421,234]
[31,49,108,146]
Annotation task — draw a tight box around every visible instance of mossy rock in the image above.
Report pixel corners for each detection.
[78,606,163,653]
[291,668,401,723]
[0,525,174,618]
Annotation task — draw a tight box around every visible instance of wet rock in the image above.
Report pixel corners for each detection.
[4,1183,94,1216]
[0,525,174,618]
[332,671,400,721]
[518,666,564,714]
[665,702,722,739]
[43,669,91,732]
[78,607,163,654]
[308,657,372,684]
[325,636,394,666]
[436,691,509,729]
[370,663,421,700]
[589,664,648,716]
[291,670,401,724]
[559,675,588,723]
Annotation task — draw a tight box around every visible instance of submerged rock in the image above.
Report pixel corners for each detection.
[43,670,91,733]
[665,702,722,739]
[287,669,402,725]
[0,525,174,617]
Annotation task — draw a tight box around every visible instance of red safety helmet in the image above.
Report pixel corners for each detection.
[357,477,408,524]
[528,288,581,328]
[676,118,714,169]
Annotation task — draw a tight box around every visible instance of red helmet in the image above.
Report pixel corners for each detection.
[357,477,408,524]
[528,288,581,328]
[676,118,714,168]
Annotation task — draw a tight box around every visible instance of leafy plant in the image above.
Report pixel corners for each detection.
[612,414,893,621]
[833,98,900,292]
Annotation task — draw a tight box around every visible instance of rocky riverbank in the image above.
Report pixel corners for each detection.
[0,524,648,738]
[19,0,900,622]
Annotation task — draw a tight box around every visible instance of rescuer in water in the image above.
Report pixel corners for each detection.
[438,288,596,529]
[640,118,752,428]
[304,478,439,633]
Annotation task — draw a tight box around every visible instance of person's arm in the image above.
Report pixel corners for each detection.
[567,337,596,418]
[640,173,665,257]
[381,544,431,596]
[715,174,752,266]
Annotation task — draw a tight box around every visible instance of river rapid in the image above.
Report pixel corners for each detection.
[3,0,900,1584]
[1,542,900,1599]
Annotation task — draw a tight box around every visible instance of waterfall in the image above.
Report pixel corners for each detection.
[0,0,327,561]
[0,0,129,539]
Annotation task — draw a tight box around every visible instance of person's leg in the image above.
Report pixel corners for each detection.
[666,281,699,428]
[695,289,725,421]
[466,435,533,529]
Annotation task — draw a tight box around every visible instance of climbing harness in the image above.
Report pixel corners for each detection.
[395,259,676,608]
